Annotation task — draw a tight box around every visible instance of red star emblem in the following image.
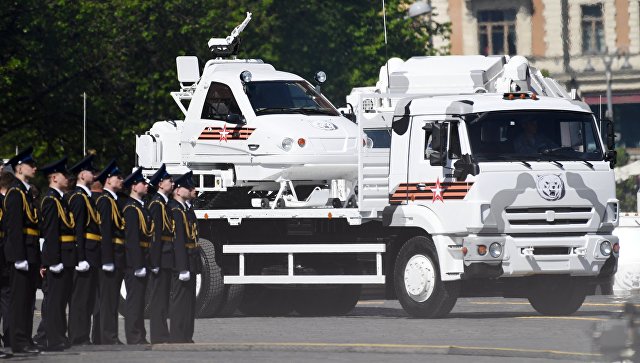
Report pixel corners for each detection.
[219,124,230,142]
[430,178,446,203]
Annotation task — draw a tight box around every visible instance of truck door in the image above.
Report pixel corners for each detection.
[184,81,253,157]
[398,116,472,205]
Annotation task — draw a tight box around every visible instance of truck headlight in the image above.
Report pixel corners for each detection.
[489,242,503,258]
[281,138,293,151]
[600,241,612,257]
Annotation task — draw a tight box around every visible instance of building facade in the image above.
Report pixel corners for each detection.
[430,0,640,154]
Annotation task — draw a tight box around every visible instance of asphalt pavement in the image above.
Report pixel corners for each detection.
[25,295,636,362]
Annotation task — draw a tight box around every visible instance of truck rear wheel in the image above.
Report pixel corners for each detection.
[528,277,587,316]
[394,236,459,318]
[237,285,294,316]
[293,285,361,316]
[195,238,225,318]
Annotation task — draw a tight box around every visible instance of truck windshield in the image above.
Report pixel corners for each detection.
[466,110,604,162]
[245,81,339,116]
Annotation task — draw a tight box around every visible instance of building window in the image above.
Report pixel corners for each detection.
[478,10,517,56]
[582,4,605,54]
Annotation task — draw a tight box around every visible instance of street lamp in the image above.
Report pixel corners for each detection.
[406,1,434,48]
[602,50,614,120]
[407,1,432,18]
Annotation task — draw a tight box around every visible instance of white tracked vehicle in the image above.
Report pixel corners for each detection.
[135,16,619,317]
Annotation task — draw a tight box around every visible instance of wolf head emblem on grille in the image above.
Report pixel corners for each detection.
[536,174,565,201]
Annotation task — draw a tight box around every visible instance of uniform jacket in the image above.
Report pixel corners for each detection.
[96,190,126,268]
[67,186,102,266]
[148,193,174,269]
[40,187,77,267]
[3,180,40,264]
[0,194,6,270]
[122,197,153,270]
[169,200,201,274]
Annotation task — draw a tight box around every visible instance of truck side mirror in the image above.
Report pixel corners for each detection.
[425,123,446,166]
[341,111,356,123]
[605,150,617,168]
[227,113,246,125]
[606,119,615,150]
[453,154,480,180]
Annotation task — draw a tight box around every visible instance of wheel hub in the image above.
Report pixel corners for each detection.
[404,254,435,302]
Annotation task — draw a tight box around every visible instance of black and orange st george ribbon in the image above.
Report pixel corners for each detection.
[390,182,474,204]
[198,126,255,141]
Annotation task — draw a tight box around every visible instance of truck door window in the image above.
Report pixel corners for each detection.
[201,82,242,120]
[424,123,448,159]
[448,123,462,159]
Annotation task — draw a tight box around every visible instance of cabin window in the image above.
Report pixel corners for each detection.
[201,82,242,120]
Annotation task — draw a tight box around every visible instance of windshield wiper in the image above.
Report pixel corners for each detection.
[539,148,594,169]
[290,107,337,116]
[255,107,306,115]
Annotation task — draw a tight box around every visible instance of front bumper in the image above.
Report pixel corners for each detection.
[462,234,619,277]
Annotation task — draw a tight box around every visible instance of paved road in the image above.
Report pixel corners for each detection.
[27,295,634,362]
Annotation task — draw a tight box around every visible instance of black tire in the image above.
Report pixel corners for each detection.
[394,236,459,318]
[237,285,294,316]
[528,277,587,316]
[293,285,362,316]
[215,284,245,316]
[195,238,225,318]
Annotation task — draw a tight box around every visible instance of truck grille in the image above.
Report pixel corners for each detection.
[505,207,593,227]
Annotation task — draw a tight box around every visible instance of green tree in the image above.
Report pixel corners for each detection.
[0,0,448,172]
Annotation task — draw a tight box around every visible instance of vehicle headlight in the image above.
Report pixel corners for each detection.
[489,242,503,258]
[240,70,252,83]
[281,138,293,151]
[600,241,612,257]
[314,71,327,84]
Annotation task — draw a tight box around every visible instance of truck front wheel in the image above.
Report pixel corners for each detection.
[394,236,459,318]
[527,277,587,316]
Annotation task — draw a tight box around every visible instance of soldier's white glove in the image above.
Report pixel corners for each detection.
[151,268,160,274]
[134,268,146,278]
[14,260,29,271]
[102,263,115,272]
[49,263,64,273]
[178,271,190,281]
[76,260,90,272]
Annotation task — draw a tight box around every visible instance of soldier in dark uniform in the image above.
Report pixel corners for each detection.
[0,171,16,356]
[3,147,41,355]
[169,171,200,343]
[95,160,125,345]
[122,168,152,345]
[147,164,174,344]
[67,154,101,345]
[40,157,76,351]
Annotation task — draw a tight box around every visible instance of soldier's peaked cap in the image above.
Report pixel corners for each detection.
[4,146,36,169]
[148,164,171,187]
[96,159,121,184]
[123,167,146,189]
[69,153,98,174]
[40,157,68,176]
[173,171,195,189]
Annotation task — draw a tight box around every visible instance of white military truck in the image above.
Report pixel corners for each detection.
[135,17,619,318]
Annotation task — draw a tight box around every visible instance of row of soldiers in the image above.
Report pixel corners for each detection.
[0,146,201,356]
